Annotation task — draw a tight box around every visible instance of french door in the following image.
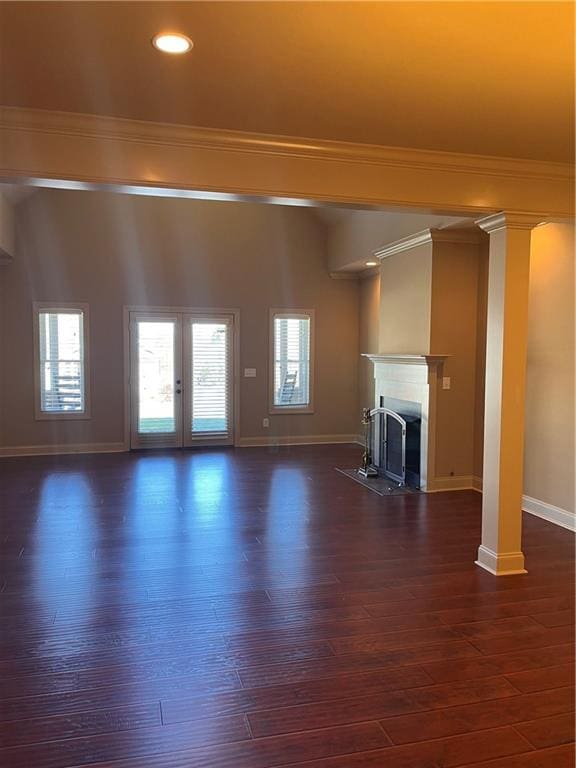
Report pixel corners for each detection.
[129,311,234,449]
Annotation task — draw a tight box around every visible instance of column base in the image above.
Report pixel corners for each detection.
[475,545,527,576]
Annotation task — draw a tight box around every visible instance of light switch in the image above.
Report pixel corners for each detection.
[442,376,451,390]
[244,368,256,378]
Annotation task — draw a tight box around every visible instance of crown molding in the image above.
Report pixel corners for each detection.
[475,211,548,233]
[1,107,572,185]
[374,229,433,259]
[374,227,483,260]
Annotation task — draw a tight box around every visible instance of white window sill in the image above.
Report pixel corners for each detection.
[269,406,315,415]
[35,412,92,421]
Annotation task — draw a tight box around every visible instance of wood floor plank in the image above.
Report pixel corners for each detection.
[270,726,532,768]
[505,663,575,693]
[532,610,575,628]
[468,626,574,656]
[161,665,432,725]
[421,643,575,683]
[0,701,161,749]
[515,712,576,749]
[328,625,462,654]
[248,676,518,737]
[239,640,481,689]
[379,685,574,745]
[0,715,250,768]
[460,744,575,767]
[58,723,392,768]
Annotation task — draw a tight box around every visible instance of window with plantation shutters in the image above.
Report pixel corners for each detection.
[34,305,89,419]
[271,311,314,412]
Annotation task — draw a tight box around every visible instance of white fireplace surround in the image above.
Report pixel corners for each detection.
[363,354,449,491]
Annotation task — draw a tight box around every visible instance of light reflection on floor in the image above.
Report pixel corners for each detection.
[26,451,321,644]
[34,473,97,617]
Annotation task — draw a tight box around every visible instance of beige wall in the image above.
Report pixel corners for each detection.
[430,239,485,479]
[358,273,380,420]
[379,243,433,354]
[1,189,360,449]
[524,223,575,515]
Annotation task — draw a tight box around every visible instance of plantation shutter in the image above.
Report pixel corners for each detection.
[274,315,311,407]
[38,311,85,413]
[191,321,230,435]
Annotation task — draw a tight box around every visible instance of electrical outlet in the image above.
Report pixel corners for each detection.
[244,368,256,378]
[262,418,269,428]
[442,376,451,390]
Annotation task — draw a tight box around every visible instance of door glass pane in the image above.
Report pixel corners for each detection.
[137,321,175,434]
[191,323,228,434]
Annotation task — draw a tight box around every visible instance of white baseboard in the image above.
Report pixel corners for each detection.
[426,475,475,492]
[522,494,576,532]
[461,475,574,532]
[237,434,359,448]
[0,436,359,456]
[472,475,483,492]
[0,442,126,458]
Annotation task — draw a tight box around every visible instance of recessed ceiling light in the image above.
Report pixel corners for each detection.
[365,261,378,267]
[152,33,193,55]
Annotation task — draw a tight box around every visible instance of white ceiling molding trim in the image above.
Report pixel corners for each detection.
[374,227,483,260]
[475,211,548,233]
[1,107,572,185]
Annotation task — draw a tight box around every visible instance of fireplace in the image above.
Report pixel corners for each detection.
[363,354,448,491]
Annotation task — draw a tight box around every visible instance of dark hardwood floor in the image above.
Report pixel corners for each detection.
[0,444,574,768]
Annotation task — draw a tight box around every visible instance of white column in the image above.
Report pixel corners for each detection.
[475,212,543,575]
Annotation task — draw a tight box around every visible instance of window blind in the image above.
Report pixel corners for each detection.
[191,322,229,434]
[273,316,310,407]
[39,311,85,413]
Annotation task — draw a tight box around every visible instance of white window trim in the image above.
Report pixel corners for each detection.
[269,308,315,415]
[33,302,91,420]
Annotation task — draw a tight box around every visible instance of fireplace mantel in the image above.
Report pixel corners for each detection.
[362,353,450,367]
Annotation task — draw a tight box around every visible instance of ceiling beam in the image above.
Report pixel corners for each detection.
[0,107,573,219]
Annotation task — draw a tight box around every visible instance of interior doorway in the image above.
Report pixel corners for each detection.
[128,310,236,449]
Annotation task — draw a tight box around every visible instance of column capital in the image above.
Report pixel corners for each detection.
[475,211,547,234]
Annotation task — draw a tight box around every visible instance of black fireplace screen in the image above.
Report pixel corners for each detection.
[383,411,406,483]
[378,406,421,488]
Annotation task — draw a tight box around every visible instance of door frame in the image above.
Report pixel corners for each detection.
[123,306,241,450]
